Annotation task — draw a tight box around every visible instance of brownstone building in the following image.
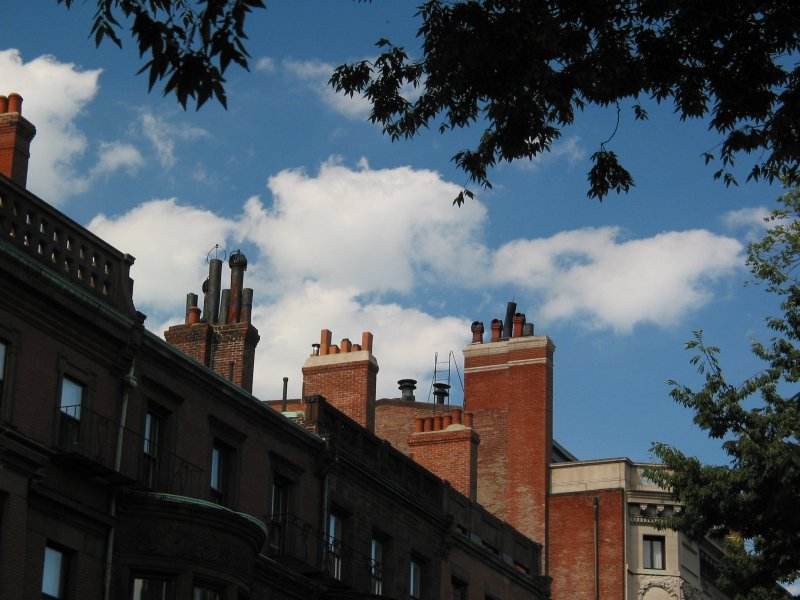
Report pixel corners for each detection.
[0,94,548,600]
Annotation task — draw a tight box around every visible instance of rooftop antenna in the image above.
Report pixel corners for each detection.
[426,350,465,406]
[206,243,227,263]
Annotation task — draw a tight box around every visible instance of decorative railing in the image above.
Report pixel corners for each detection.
[0,179,136,315]
[53,404,205,496]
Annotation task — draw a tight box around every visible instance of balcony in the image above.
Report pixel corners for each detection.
[53,404,205,496]
[0,178,137,316]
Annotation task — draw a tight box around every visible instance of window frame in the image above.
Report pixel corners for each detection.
[327,511,343,581]
[409,557,422,600]
[59,375,84,422]
[41,544,68,600]
[370,537,384,595]
[268,475,290,554]
[0,324,20,423]
[643,534,666,570]
[142,408,164,489]
[130,574,174,600]
[209,441,229,504]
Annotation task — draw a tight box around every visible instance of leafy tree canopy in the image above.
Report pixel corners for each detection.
[650,186,800,599]
[332,1,800,202]
[58,0,265,108]
[61,1,799,202]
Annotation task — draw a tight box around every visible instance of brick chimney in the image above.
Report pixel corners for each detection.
[0,93,36,188]
[463,302,554,548]
[408,408,479,500]
[165,251,260,393]
[302,329,378,431]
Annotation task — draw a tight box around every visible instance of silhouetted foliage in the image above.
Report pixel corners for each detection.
[331,1,800,201]
[58,0,264,109]
[60,1,799,203]
[650,187,800,599]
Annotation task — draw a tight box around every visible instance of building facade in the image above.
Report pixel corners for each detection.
[0,94,547,600]
[0,91,728,600]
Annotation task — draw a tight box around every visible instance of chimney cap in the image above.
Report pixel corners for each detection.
[229,249,248,269]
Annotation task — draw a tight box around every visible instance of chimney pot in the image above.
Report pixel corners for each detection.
[341,338,352,352]
[227,250,247,323]
[471,320,484,343]
[219,289,230,324]
[398,378,417,401]
[361,331,373,353]
[512,312,525,337]
[464,412,474,428]
[207,258,222,324]
[7,93,22,114]
[452,408,463,424]
[352,343,361,351]
[442,413,452,428]
[311,343,320,356]
[502,301,517,339]
[423,417,433,432]
[241,288,253,324]
[414,417,424,433]
[433,415,443,430]
[330,345,340,354]
[187,306,201,325]
[0,96,7,113]
[490,319,503,342]
[320,329,332,355]
[522,322,534,336]
[432,382,450,405]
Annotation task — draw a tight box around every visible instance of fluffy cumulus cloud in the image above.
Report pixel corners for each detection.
[283,58,373,119]
[87,159,744,398]
[0,49,144,203]
[88,199,237,311]
[492,228,743,332]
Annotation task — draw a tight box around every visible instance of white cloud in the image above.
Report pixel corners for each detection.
[515,136,586,171]
[0,49,148,202]
[255,56,276,73]
[240,158,488,293]
[283,58,372,119]
[89,141,144,179]
[0,49,100,202]
[492,228,743,333]
[87,160,745,398]
[139,111,209,169]
[87,199,237,311]
[722,206,770,230]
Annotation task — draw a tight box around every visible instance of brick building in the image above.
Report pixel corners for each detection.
[0,92,729,600]
[0,94,548,600]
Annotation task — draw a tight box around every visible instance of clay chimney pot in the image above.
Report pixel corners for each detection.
[7,93,22,114]
[0,96,7,113]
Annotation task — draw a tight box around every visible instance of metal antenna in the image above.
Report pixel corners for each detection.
[206,243,227,263]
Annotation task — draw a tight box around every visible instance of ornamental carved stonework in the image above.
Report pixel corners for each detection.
[638,576,700,600]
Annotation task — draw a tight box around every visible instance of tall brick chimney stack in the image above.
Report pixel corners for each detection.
[0,93,36,188]
[165,250,260,393]
[408,408,480,500]
[302,329,378,431]
[463,302,554,553]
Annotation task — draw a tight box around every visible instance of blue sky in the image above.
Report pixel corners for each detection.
[1,1,786,465]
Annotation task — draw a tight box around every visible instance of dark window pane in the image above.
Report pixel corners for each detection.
[132,577,170,600]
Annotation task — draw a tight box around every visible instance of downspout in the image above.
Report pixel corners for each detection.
[594,496,600,600]
[103,360,137,600]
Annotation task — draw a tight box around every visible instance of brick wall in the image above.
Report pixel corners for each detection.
[548,489,626,600]
[407,410,478,500]
[301,329,378,431]
[463,335,554,548]
[375,400,441,455]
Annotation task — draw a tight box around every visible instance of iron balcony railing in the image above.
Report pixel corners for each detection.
[54,404,205,496]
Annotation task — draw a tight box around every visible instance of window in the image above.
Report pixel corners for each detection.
[192,586,221,600]
[131,577,172,600]
[142,411,162,488]
[59,376,83,421]
[268,476,290,553]
[370,538,384,595]
[643,535,665,570]
[41,545,67,599]
[327,512,343,580]
[452,578,468,600]
[409,558,422,600]
[209,442,230,504]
